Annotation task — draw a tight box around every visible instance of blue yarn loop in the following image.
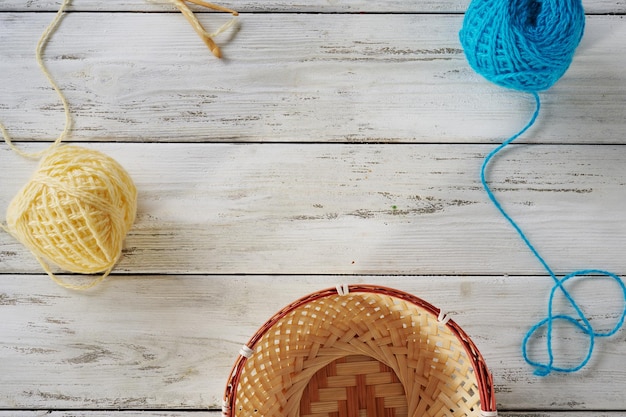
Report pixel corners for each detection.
[460,0,626,375]
[479,93,626,376]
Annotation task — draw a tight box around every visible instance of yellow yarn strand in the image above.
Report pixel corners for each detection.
[147,0,238,58]
[1,0,138,290]
[1,0,72,159]
[39,255,112,291]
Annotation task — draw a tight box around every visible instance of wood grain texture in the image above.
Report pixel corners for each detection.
[1,143,625,276]
[2,1,626,415]
[0,413,220,417]
[2,0,625,13]
[1,14,625,144]
[1,275,626,410]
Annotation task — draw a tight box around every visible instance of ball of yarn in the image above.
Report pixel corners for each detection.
[6,145,137,274]
[459,0,585,92]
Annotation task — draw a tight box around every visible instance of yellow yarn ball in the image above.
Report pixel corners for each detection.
[6,145,137,275]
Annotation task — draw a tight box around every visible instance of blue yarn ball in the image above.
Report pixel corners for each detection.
[459,0,585,92]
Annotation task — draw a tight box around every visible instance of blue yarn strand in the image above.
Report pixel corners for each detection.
[480,93,626,376]
[461,0,626,376]
[480,93,552,277]
[521,270,626,376]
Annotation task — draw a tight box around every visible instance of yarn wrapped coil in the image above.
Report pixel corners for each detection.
[459,0,585,92]
[6,145,137,280]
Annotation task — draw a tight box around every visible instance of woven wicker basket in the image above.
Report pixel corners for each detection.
[223,285,496,417]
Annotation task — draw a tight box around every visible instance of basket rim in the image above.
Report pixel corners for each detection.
[223,284,496,416]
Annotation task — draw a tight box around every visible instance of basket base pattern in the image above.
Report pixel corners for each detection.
[227,288,494,417]
[300,355,408,417]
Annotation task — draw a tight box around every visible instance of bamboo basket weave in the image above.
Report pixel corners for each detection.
[223,285,496,417]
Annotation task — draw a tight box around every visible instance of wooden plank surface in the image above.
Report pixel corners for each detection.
[2,275,626,410]
[0,0,473,13]
[1,143,625,276]
[1,14,625,144]
[1,0,626,415]
[1,0,625,14]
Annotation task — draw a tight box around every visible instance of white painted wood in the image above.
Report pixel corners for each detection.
[0,0,469,13]
[1,275,626,410]
[0,410,219,417]
[1,14,625,144]
[1,143,625,276]
[0,413,215,417]
[0,413,218,417]
[2,3,626,415]
[1,413,220,417]
[1,0,624,14]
